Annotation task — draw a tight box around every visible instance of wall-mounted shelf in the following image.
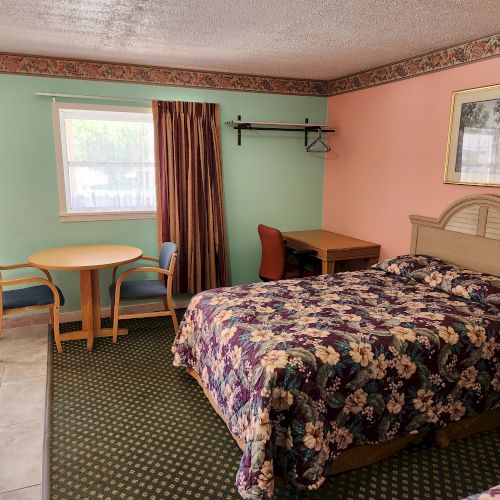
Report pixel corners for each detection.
[226,116,335,152]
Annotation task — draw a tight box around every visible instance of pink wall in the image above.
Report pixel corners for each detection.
[322,57,500,260]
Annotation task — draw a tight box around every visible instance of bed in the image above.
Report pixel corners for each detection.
[172,195,500,499]
[464,485,500,500]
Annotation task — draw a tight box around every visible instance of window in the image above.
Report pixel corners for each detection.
[53,103,156,221]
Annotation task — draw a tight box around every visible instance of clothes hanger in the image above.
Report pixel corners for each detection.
[306,128,331,152]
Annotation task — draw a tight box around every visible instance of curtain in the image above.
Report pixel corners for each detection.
[153,100,229,294]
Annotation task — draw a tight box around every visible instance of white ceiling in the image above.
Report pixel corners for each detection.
[0,0,498,80]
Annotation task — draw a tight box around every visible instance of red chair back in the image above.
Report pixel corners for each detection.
[258,224,287,281]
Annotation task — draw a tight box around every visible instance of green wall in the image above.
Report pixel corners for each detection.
[0,74,326,311]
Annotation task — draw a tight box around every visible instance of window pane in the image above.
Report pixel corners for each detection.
[58,107,156,213]
[67,119,154,163]
[67,164,156,212]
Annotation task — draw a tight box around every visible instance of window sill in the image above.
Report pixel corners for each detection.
[59,211,157,222]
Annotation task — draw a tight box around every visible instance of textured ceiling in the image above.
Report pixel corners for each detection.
[0,0,498,80]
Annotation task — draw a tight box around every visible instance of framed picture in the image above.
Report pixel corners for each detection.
[444,83,500,187]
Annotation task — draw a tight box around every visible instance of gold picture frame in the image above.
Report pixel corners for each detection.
[444,83,500,187]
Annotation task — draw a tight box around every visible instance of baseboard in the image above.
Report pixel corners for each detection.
[2,295,192,329]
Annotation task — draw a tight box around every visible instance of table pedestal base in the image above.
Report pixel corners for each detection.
[59,328,128,342]
[59,270,128,351]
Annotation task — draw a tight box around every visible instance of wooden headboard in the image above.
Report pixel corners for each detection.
[410,195,500,276]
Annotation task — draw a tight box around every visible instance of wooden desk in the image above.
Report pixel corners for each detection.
[282,230,380,274]
[29,244,142,351]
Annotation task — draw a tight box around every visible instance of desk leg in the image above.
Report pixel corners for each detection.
[322,260,335,274]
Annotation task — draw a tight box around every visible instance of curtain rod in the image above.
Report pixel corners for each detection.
[35,92,151,103]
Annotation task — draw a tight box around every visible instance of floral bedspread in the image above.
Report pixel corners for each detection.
[172,261,500,499]
[463,485,500,500]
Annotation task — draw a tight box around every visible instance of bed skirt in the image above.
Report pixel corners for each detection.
[186,367,500,475]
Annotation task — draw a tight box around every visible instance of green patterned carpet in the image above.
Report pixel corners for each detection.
[49,313,499,499]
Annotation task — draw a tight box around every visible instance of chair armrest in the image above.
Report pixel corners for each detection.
[118,266,171,281]
[141,256,160,263]
[0,263,52,281]
[111,256,159,282]
[112,266,172,304]
[0,263,35,271]
[0,276,61,307]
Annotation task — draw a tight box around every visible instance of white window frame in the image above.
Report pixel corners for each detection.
[52,102,157,222]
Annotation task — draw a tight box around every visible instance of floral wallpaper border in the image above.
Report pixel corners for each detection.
[0,34,498,96]
[0,53,327,96]
[327,33,500,96]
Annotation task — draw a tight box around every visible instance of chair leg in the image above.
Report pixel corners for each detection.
[0,313,3,338]
[163,296,178,334]
[171,311,179,334]
[112,302,120,343]
[53,306,63,353]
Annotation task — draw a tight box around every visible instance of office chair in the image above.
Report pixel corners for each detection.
[257,224,317,281]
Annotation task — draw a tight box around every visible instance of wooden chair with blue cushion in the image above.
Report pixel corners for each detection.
[109,242,178,342]
[0,263,65,352]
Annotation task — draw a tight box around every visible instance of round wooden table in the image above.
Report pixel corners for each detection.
[29,244,142,351]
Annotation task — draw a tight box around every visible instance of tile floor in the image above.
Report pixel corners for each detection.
[0,324,47,499]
